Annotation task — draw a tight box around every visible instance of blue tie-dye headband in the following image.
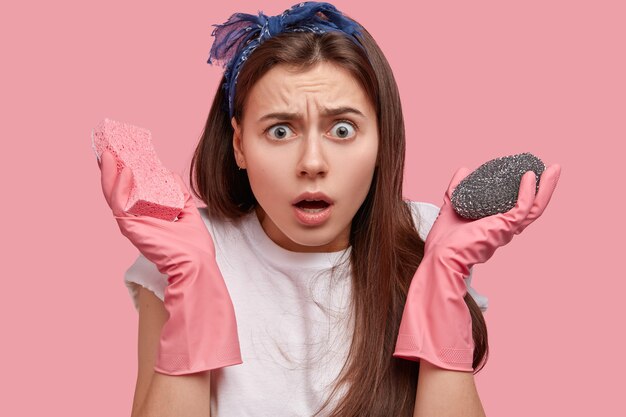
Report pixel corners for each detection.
[206,1,367,119]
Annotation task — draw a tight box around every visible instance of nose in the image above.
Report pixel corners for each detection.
[296,133,329,178]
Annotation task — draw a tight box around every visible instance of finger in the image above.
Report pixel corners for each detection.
[99,150,117,209]
[517,170,538,213]
[516,163,561,233]
[171,172,197,222]
[110,165,134,217]
[443,166,472,206]
[530,164,561,218]
[436,166,472,225]
[172,172,192,206]
[506,170,538,232]
[172,172,193,208]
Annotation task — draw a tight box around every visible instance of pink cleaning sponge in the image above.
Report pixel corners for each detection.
[92,118,185,221]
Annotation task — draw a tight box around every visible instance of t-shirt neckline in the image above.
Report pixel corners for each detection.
[243,208,351,270]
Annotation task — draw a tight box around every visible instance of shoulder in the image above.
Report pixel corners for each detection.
[405,200,440,240]
[196,205,248,247]
[197,205,218,234]
[406,200,440,222]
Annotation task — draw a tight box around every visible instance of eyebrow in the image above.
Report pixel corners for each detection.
[258,106,366,123]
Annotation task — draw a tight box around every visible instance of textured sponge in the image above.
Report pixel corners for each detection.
[450,152,545,220]
[92,118,185,221]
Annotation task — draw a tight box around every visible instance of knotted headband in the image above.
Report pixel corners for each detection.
[206,1,367,119]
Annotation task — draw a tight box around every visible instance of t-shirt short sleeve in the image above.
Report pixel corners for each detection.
[124,253,167,311]
[407,200,489,313]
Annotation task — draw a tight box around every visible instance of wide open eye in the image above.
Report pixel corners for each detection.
[328,120,357,139]
[266,124,296,140]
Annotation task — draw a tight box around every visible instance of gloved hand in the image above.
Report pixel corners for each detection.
[393,164,561,371]
[98,150,242,375]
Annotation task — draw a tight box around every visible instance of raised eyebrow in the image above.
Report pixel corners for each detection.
[257,106,366,122]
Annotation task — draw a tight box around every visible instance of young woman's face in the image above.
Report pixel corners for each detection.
[232,61,378,253]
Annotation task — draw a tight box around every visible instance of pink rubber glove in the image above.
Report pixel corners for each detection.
[98,150,242,375]
[393,164,561,371]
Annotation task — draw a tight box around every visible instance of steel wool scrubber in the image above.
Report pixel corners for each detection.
[451,152,545,220]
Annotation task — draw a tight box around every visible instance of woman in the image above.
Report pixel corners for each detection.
[98,2,560,416]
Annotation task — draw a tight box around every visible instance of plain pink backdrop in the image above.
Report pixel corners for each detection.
[2,0,623,415]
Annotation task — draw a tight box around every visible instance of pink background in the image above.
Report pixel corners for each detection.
[2,0,623,415]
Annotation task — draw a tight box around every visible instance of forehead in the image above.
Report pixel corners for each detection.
[243,62,373,118]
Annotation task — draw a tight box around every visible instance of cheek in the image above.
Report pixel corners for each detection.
[349,163,376,193]
[341,144,378,178]
[245,150,290,200]
[249,149,284,176]
[335,148,378,199]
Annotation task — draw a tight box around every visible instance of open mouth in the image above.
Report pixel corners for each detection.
[293,200,331,213]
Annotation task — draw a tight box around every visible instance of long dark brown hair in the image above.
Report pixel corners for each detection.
[190,18,488,417]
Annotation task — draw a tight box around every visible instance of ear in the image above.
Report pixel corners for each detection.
[231,117,246,169]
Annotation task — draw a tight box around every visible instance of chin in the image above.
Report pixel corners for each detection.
[280,219,337,246]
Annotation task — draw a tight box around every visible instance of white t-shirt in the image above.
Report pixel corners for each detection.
[124,200,489,416]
